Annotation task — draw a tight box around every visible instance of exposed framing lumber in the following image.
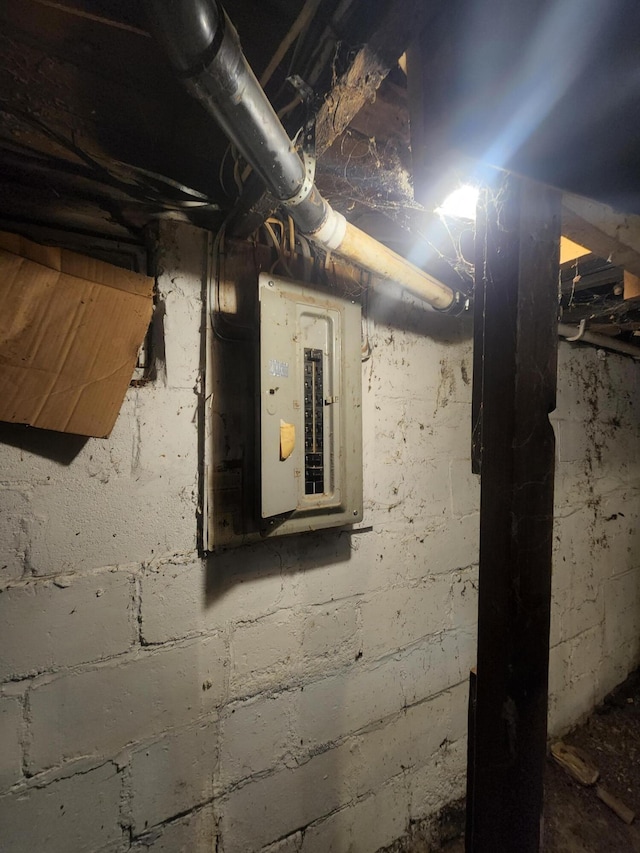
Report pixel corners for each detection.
[228,0,436,237]
[562,194,640,278]
[313,0,428,157]
[468,174,561,852]
[30,0,150,36]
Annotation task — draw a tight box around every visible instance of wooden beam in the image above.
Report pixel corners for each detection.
[562,194,640,278]
[468,174,561,852]
[228,0,436,237]
[559,236,590,265]
[313,0,427,156]
[30,0,150,36]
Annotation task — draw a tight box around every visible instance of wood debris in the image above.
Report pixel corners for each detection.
[596,785,636,825]
[551,741,599,786]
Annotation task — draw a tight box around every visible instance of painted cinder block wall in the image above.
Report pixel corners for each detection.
[1,222,639,853]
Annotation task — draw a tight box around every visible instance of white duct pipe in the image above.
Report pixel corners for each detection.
[308,207,457,311]
[558,322,640,359]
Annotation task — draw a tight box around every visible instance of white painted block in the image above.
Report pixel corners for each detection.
[449,458,480,519]
[352,691,451,796]
[230,603,358,698]
[0,762,121,853]
[360,578,452,659]
[261,831,303,853]
[219,694,293,787]
[297,633,465,754]
[131,805,215,853]
[24,388,198,576]
[0,696,23,791]
[407,738,467,820]
[130,720,217,833]
[230,610,301,695]
[302,602,358,663]
[0,570,134,679]
[448,566,478,631]
[140,557,204,644]
[291,529,402,606]
[403,514,479,580]
[220,745,355,853]
[298,659,404,748]
[141,548,300,645]
[301,779,408,853]
[0,488,30,585]
[28,636,225,773]
[398,631,465,707]
[155,222,207,391]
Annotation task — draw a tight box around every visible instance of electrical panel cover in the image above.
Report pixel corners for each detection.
[258,273,363,535]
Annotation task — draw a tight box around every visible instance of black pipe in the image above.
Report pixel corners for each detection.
[144,0,328,231]
[145,0,458,311]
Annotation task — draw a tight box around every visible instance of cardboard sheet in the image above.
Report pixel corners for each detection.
[0,232,154,437]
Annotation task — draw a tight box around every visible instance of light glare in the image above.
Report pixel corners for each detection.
[436,184,479,221]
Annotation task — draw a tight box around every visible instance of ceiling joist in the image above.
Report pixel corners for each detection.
[228,0,436,237]
[562,194,640,279]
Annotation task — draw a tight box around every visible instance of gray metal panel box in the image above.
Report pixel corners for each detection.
[259,273,363,535]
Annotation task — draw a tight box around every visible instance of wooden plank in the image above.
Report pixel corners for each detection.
[313,0,427,157]
[30,0,147,31]
[562,194,640,278]
[596,786,636,825]
[550,742,599,786]
[624,271,640,300]
[560,236,590,265]
[347,81,410,148]
[30,0,150,36]
[229,0,436,237]
[467,173,560,852]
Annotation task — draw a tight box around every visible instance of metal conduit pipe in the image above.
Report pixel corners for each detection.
[144,0,457,312]
[558,323,640,359]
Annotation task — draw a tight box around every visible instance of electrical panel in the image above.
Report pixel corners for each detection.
[258,273,362,535]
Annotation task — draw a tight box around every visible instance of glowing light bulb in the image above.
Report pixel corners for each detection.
[436,184,479,221]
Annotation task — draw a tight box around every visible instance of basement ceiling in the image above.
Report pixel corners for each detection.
[0,0,418,244]
[2,0,640,344]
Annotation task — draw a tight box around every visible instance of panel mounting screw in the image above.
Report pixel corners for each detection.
[353,510,358,516]
[268,280,274,287]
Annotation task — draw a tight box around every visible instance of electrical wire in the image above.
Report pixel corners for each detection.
[263,220,293,276]
[0,104,217,211]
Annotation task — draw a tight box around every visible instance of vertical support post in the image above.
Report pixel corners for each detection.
[466,172,561,852]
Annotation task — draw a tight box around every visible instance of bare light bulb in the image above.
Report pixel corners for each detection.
[435,184,479,221]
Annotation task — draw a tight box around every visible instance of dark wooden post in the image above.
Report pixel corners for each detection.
[467,172,561,852]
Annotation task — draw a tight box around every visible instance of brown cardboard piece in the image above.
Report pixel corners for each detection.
[0,231,154,437]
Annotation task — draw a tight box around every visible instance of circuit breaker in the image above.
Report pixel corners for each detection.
[258,273,362,534]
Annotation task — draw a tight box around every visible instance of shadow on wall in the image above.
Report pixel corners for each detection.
[203,528,364,851]
[0,422,88,465]
[204,527,353,605]
[368,285,473,346]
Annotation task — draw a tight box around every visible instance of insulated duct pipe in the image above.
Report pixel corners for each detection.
[144,0,458,312]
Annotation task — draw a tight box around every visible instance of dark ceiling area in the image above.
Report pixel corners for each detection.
[2,0,640,340]
[0,0,418,247]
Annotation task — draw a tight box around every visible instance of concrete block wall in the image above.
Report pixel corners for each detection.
[549,344,640,733]
[1,221,639,852]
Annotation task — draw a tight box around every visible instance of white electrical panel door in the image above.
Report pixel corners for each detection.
[259,274,363,532]
[259,279,300,517]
